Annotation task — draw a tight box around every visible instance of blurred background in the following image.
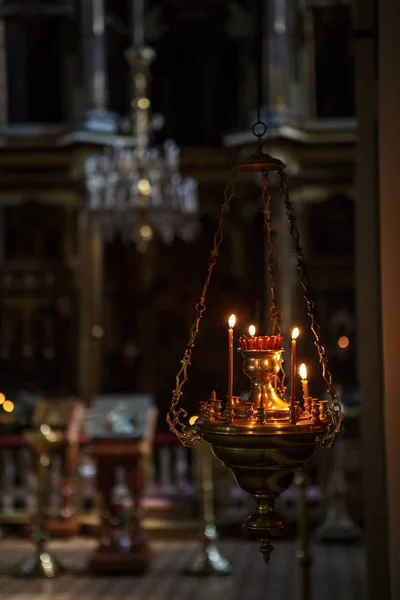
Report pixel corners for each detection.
[0,0,398,599]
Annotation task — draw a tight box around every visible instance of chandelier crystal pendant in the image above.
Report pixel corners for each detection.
[84,40,199,251]
[166,126,344,564]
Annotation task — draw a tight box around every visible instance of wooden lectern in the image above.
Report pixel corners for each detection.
[87,394,157,574]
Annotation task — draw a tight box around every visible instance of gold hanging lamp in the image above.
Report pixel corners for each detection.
[166,3,344,566]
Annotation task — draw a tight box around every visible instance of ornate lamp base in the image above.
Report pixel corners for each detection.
[13,550,64,578]
[185,542,233,576]
[199,420,326,564]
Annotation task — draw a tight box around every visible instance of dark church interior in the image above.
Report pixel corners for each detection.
[0,1,399,599]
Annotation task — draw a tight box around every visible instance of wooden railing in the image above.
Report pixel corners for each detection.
[0,432,246,533]
[0,430,348,536]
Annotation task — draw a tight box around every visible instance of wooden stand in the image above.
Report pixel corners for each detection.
[33,398,86,538]
[88,406,157,575]
[47,437,86,538]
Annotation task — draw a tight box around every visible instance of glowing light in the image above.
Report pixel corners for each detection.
[299,363,307,380]
[138,179,151,195]
[338,336,349,349]
[91,325,104,339]
[139,224,153,241]
[0,393,5,405]
[40,424,51,436]
[40,455,50,467]
[40,553,52,564]
[189,415,199,426]
[228,314,236,328]
[291,327,299,340]
[3,400,14,413]
[249,325,256,336]
[137,97,150,110]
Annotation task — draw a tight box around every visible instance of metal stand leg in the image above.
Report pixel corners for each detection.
[295,469,311,600]
[315,436,362,543]
[13,436,64,578]
[185,442,233,576]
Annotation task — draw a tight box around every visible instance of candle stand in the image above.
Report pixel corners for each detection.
[184,441,232,575]
[13,426,65,578]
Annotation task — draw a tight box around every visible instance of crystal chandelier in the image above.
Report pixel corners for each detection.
[84,24,199,251]
[167,3,344,566]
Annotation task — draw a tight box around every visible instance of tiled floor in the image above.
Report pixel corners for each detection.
[0,537,366,600]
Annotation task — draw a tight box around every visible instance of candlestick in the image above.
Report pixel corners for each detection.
[299,363,309,400]
[228,314,236,405]
[290,328,299,406]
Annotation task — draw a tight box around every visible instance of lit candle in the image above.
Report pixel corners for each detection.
[299,363,309,399]
[290,327,299,406]
[249,325,256,337]
[228,314,236,404]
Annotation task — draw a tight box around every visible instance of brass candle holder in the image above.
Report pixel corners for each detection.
[195,342,327,564]
[13,426,65,578]
[167,139,344,565]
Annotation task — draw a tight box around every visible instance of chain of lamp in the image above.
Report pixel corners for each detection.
[278,169,344,448]
[167,166,343,449]
[261,173,287,395]
[261,173,281,335]
[166,174,237,446]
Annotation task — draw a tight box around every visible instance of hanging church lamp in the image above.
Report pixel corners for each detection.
[166,3,344,565]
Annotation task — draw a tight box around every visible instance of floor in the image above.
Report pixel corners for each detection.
[0,537,366,600]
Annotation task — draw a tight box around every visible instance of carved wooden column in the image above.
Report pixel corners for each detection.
[296,0,316,120]
[377,0,400,596]
[77,213,104,406]
[355,0,391,597]
[81,0,107,112]
[259,0,303,123]
[89,220,104,404]
[80,0,118,131]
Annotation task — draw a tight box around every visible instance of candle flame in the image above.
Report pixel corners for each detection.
[299,363,307,380]
[228,314,236,328]
[291,327,300,340]
[249,324,256,336]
